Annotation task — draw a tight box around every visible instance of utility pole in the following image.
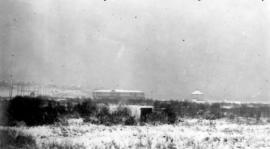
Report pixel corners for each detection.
[9,74,13,99]
[9,54,15,100]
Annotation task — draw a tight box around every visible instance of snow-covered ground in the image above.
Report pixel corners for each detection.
[4,119,270,149]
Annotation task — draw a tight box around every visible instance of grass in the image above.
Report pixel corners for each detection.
[0,128,37,149]
[1,118,269,149]
[40,141,86,149]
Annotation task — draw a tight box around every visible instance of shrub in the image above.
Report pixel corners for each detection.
[0,100,9,126]
[153,102,177,124]
[146,111,168,125]
[83,116,99,124]
[209,103,223,119]
[41,141,86,149]
[228,113,235,120]
[7,96,59,126]
[83,105,137,125]
[111,106,131,124]
[7,96,94,126]
[0,129,37,149]
[203,111,217,120]
[125,116,137,125]
[96,106,112,125]
[75,100,97,117]
[164,107,177,124]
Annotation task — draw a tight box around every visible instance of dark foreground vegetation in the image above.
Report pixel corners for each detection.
[0,128,37,149]
[1,96,270,126]
[1,96,138,126]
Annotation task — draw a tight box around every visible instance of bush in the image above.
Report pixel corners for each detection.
[75,100,97,117]
[146,111,168,125]
[153,102,177,124]
[0,100,9,126]
[81,105,137,125]
[7,96,139,126]
[7,96,96,126]
[203,111,217,120]
[83,116,99,124]
[228,113,235,120]
[164,107,177,124]
[7,96,60,126]
[96,106,112,125]
[209,103,223,119]
[111,106,131,124]
[125,116,137,125]
[94,105,137,125]
[41,141,86,149]
[0,129,37,149]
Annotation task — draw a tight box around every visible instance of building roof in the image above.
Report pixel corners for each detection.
[93,89,144,93]
[192,90,204,95]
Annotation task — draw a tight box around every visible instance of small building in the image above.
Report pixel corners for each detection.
[191,90,205,103]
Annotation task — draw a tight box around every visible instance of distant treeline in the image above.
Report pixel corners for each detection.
[154,101,270,121]
[1,96,270,126]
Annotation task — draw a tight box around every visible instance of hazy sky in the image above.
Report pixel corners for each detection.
[0,0,270,101]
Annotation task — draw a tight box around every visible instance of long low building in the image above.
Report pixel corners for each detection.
[92,89,145,100]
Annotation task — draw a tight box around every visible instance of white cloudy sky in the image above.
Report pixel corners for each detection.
[0,0,270,101]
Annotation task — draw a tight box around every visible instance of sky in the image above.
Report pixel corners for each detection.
[0,0,270,101]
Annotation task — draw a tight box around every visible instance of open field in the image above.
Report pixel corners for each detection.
[2,96,270,148]
[1,118,270,149]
